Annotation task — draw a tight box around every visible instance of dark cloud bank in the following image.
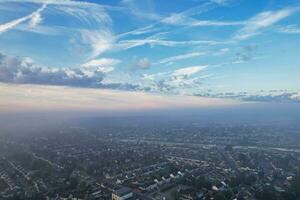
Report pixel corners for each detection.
[0,52,139,90]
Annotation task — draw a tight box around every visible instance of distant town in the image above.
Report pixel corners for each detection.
[0,119,300,200]
[1,0,300,199]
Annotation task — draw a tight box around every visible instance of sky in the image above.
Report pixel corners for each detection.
[0,0,300,112]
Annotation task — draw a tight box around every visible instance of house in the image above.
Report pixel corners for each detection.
[112,187,133,200]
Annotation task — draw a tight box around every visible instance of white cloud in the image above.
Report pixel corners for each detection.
[15,24,63,35]
[29,5,46,27]
[81,58,120,73]
[121,0,161,21]
[190,20,244,27]
[1,0,113,37]
[137,58,151,69]
[173,65,207,77]
[205,90,300,103]
[95,66,114,73]
[1,0,99,7]
[142,72,168,81]
[156,52,207,65]
[210,0,228,5]
[149,65,209,92]
[277,24,300,34]
[0,4,47,34]
[290,93,300,100]
[53,4,111,26]
[116,38,225,50]
[116,0,224,38]
[127,64,211,93]
[1,0,115,60]
[0,52,106,87]
[162,13,244,27]
[213,48,230,56]
[82,58,120,68]
[162,14,185,25]
[0,0,117,68]
[117,24,160,39]
[130,57,151,71]
[81,30,115,59]
[235,7,299,40]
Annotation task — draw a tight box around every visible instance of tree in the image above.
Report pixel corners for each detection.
[215,192,227,200]
[255,187,278,200]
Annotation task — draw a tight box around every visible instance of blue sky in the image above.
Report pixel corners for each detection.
[0,0,300,111]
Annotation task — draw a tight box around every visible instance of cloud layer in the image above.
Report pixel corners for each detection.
[0,52,106,87]
[197,91,300,103]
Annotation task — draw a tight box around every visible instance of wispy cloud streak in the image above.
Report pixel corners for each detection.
[155,52,207,65]
[234,7,299,40]
[0,4,47,34]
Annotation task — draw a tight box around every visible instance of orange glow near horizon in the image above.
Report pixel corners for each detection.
[0,83,240,113]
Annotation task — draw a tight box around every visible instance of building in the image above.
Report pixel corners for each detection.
[112,187,133,200]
